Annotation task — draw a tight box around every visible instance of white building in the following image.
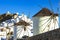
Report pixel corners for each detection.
[32,8,59,35]
[0,12,33,40]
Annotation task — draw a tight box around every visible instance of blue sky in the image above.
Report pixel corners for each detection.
[0,0,60,18]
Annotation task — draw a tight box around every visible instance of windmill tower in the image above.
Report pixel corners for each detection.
[13,14,33,40]
[32,8,59,35]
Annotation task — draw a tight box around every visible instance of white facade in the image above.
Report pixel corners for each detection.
[0,13,33,39]
[33,16,59,35]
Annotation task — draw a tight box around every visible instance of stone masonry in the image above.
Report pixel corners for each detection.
[25,28,60,40]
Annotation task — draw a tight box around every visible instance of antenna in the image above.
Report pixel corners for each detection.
[48,0,54,12]
[56,2,60,13]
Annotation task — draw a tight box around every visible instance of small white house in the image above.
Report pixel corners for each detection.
[32,8,59,35]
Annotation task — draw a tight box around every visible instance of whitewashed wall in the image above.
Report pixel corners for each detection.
[59,16,60,28]
[0,14,33,39]
[33,16,59,35]
[33,17,39,35]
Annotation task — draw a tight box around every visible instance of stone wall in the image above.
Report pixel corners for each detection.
[25,28,60,40]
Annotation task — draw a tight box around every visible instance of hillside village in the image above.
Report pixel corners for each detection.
[0,8,60,40]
